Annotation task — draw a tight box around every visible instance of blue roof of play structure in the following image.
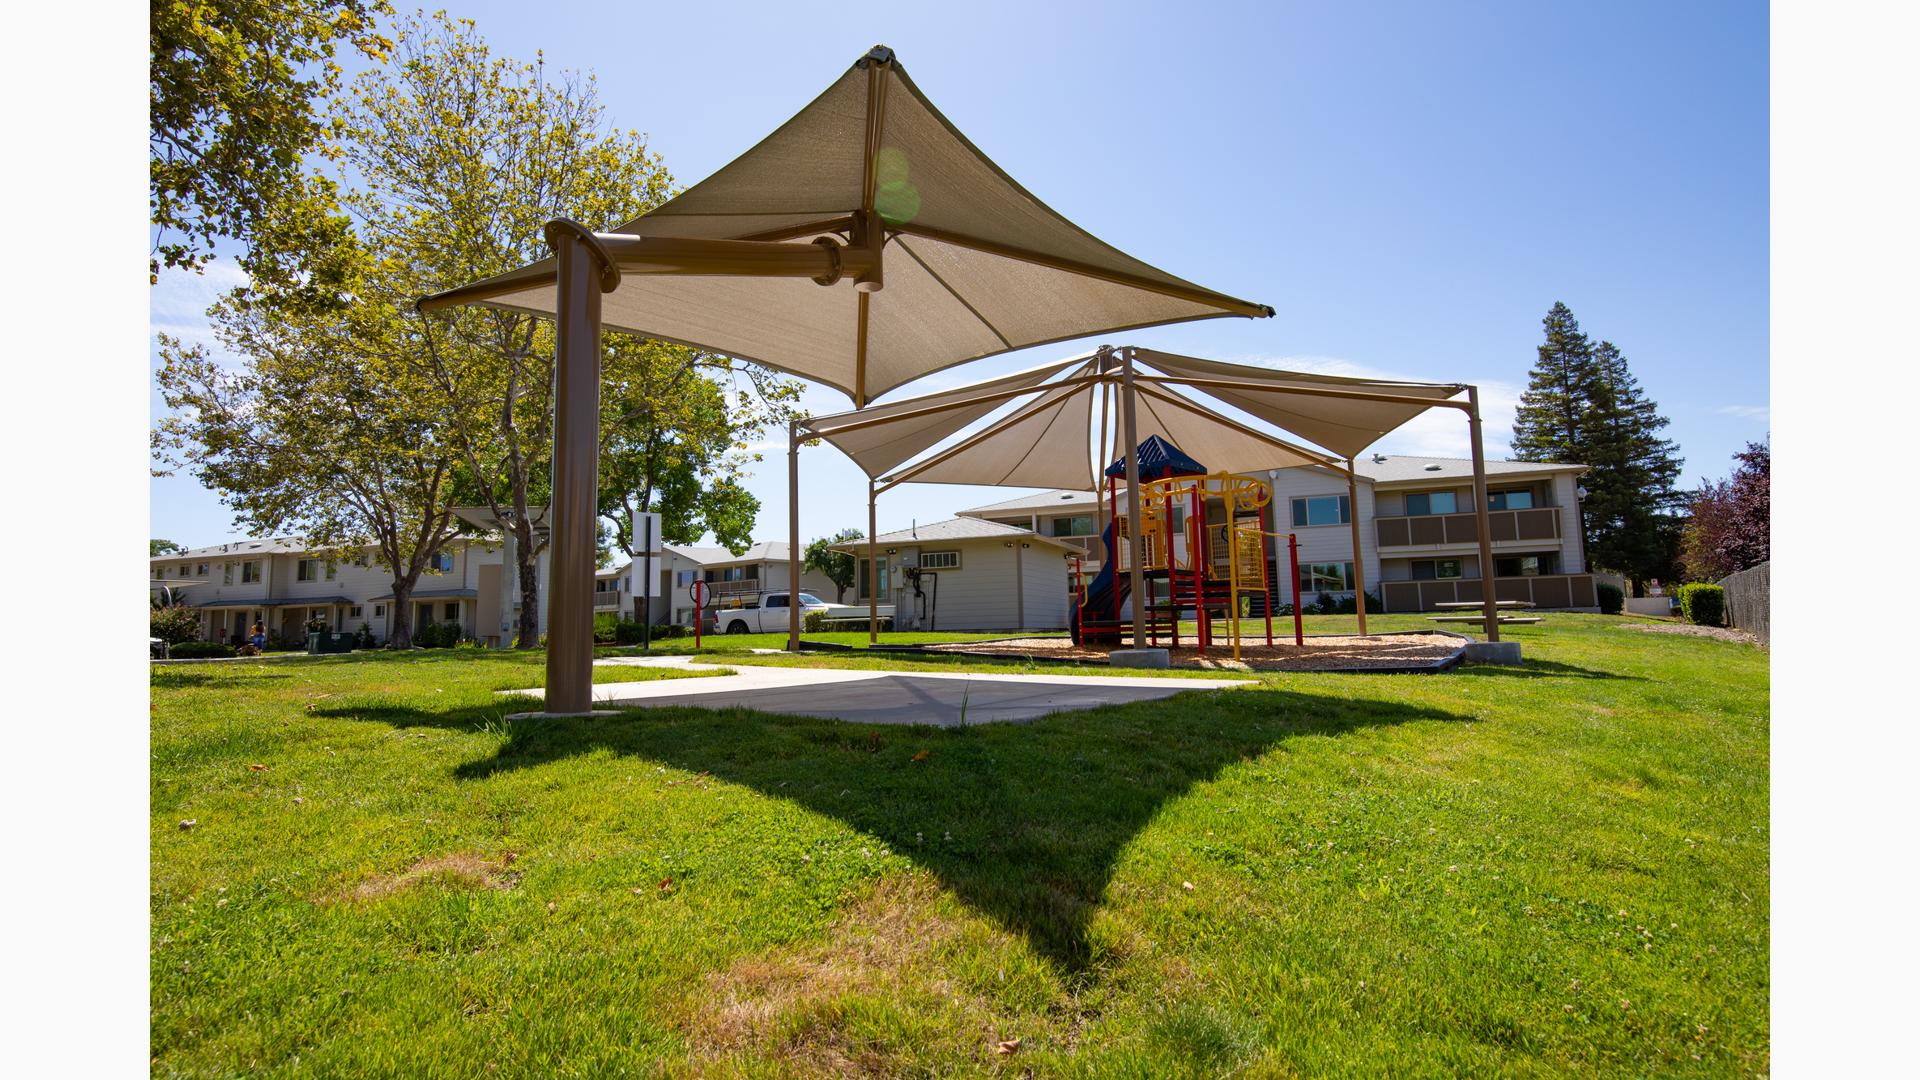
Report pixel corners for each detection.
[1104,435,1208,479]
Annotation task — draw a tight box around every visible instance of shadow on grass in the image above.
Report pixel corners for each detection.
[323,686,1470,973]
[1458,659,1644,681]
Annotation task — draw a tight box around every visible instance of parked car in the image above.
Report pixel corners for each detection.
[701,593,893,634]
[703,592,833,635]
[150,636,168,660]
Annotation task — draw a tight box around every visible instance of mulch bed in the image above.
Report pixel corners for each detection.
[1619,622,1764,647]
[920,632,1465,672]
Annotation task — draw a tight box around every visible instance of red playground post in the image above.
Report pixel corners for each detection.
[691,580,708,648]
[1287,533,1304,647]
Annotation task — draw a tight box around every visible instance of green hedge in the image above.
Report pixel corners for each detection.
[1676,583,1726,626]
[168,641,236,660]
[1596,582,1625,615]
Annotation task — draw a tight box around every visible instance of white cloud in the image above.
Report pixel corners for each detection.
[1715,404,1770,421]
[150,258,250,364]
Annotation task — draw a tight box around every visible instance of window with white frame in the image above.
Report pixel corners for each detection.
[432,551,454,573]
[197,563,209,576]
[348,605,363,618]
[223,562,233,585]
[1297,561,1354,594]
[920,550,960,570]
[1290,494,1350,527]
[297,558,319,581]
[241,561,260,583]
[373,604,384,617]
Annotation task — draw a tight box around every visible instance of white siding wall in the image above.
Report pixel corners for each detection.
[1550,473,1586,573]
[885,540,1069,631]
[1263,466,1377,600]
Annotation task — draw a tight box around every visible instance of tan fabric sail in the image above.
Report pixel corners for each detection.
[803,353,1096,477]
[1129,348,1464,460]
[424,48,1270,404]
[806,348,1466,493]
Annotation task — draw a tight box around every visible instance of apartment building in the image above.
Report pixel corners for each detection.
[957,454,1597,612]
[149,536,548,646]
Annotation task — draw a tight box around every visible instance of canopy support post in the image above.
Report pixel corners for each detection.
[1347,458,1369,636]
[788,419,802,652]
[1468,386,1501,642]
[543,221,611,715]
[868,479,879,644]
[1120,348,1147,649]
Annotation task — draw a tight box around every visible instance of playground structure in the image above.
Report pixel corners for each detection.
[1071,437,1306,660]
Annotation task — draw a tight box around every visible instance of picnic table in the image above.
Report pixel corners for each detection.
[1427,600,1541,625]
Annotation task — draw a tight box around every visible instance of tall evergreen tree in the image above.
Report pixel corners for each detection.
[1511,302,1599,463]
[1510,304,1686,591]
[1583,339,1685,586]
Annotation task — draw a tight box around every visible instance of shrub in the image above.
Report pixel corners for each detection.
[653,624,690,639]
[168,641,235,659]
[612,619,647,645]
[150,604,201,646]
[356,623,376,648]
[592,612,618,643]
[804,610,829,633]
[1676,583,1726,626]
[1596,582,1625,615]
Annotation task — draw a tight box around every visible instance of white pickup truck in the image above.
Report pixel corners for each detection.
[703,592,894,634]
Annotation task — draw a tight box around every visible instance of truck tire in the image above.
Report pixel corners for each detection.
[726,620,750,635]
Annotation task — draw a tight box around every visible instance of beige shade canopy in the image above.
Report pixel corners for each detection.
[419,47,1270,405]
[802,349,1441,494]
[801,352,1094,478]
[1128,348,1465,460]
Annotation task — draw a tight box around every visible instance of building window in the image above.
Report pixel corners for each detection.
[325,561,336,580]
[920,550,961,570]
[1411,559,1463,581]
[1495,554,1556,577]
[296,558,318,581]
[857,560,890,600]
[348,605,363,618]
[1050,515,1094,537]
[1290,495,1351,527]
[196,563,208,576]
[676,570,694,587]
[1298,561,1354,594]
[1404,491,1458,516]
[431,552,454,573]
[1488,488,1535,510]
[373,604,385,618]
[241,561,260,583]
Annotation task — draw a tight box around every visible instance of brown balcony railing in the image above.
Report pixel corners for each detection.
[1375,507,1562,549]
[703,577,761,596]
[1380,573,1597,611]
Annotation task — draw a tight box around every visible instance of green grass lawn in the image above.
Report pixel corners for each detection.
[151,615,1767,1077]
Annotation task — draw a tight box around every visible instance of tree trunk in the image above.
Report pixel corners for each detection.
[388,581,415,648]
[834,582,848,603]
[515,549,541,648]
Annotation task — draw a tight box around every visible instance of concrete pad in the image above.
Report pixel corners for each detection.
[1108,647,1171,669]
[503,660,1253,726]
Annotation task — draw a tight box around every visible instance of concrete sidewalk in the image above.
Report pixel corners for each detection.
[500,656,1254,726]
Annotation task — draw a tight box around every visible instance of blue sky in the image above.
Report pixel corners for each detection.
[149,0,1768,552]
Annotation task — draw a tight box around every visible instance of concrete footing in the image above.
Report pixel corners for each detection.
[504,710,625,720]
[1463,641,1523,665]
[1108,647,1172,670]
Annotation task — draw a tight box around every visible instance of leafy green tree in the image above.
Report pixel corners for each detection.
[331,11,678,647]
[151,604,203,645]
[152,268,465,649]
[596,336,797,560]
[804,529,866,602]
[150,0,392,285]
[151,539,185,556]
